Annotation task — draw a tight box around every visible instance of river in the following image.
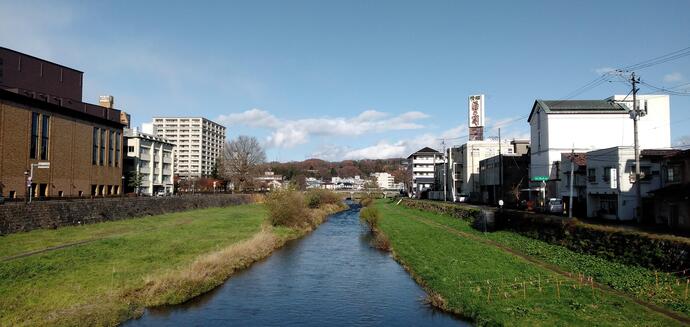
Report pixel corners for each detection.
[125,203,468,326]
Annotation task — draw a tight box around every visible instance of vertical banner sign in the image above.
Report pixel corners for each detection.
[610,168,618,189]
[468,94,485,127]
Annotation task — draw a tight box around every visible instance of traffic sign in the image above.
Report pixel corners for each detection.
[531,176,549,182]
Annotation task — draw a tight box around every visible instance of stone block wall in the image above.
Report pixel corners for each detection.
[0,194,253,235]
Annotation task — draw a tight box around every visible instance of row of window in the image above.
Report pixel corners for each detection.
[29,112,50,160]
[92,127,121,167]
[91,184,120,196]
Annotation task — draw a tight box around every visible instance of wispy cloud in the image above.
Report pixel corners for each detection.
[218,109,430,148]
[594,67,615,75]
[663,72,685,83]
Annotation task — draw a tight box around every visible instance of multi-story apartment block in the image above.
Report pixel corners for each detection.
[372,172,397,190]
[124,128,174,196]
[407,147,443,198]
[0,47,126,200]
[149,117,226,178]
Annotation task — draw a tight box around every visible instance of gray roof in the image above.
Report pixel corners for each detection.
[407,147,441,158]
[527,99,629,122]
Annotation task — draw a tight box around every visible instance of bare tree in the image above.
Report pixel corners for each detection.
[221,135,266,192]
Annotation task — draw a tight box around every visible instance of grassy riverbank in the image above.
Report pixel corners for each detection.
[376,200,687,326]
[0,201,346,326]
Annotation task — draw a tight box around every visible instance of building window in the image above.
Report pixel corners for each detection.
[667,165,681,183]
[100,129,106,166]
[588,168,596,183]
[108,130,114,166]
[40,115,50,160]
[30,112,39,159]
[93,128,99,165]
[602,167,611,182]
[115,131,121,167]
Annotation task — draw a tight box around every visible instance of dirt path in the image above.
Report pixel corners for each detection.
[384,203,690,325]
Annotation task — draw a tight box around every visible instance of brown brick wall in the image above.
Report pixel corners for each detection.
[0,194,254,235]
[0,99,123,199]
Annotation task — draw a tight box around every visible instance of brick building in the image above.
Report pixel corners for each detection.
[0,47,126,200]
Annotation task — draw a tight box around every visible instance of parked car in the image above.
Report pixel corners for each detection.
[456,194,469,203]
[547,198,564,214]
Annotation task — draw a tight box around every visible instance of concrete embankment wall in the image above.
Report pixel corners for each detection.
[400,199,690,273]
[0,194,253,235]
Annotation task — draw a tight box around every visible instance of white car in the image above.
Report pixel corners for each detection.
[547,198,564,214]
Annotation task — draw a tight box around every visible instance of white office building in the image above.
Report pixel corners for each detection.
[528,95,670,198]
[124,128,175,195]
[148,117,226,178]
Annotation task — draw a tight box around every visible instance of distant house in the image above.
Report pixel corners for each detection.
[407,147,443,198]
[254,171,284,191]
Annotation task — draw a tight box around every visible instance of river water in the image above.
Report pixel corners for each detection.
[126,203,468,326]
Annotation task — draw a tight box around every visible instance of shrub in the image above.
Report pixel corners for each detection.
[265,188,309,228]
[360,206,380,230]
[359,195,374,207]
[371,232,391,251]
[305,189,341,209]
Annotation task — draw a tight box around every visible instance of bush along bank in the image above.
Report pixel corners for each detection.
[359,201,390,251]
[376,200,687,326]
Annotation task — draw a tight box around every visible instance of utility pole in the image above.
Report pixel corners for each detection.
[442,140,447,202]
[568,148,575,218]
[498,128,502,206]
[631,72,643,223]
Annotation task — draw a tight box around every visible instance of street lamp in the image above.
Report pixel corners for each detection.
[121,175,125,198]
[28,162,50,204]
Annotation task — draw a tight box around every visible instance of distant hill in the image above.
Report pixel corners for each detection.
[262,158,407,182]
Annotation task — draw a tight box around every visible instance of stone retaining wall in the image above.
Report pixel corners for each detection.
[0,194,253,235]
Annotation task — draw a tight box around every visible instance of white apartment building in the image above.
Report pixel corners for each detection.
[124,128,175,195]
[372,172,397,189]
[445,139,517,201]
[528,95,670,198]
[149,117,226,178]
[407,147,444,198]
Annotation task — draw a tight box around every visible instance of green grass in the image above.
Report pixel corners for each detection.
[376,200,685,326]
[392,200,690,317]
[0,204,270,326]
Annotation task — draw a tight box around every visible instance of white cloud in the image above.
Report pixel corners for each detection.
[663,72,684,83]
[594,67,615,75]
[309,124,469,160]
[217,109,431,148]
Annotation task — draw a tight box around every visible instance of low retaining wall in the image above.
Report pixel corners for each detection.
[0,194,253,235]
[401,199,690,273]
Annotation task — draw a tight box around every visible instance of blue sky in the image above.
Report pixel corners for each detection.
[2,0,689,161]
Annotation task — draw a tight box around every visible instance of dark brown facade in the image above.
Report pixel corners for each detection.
[0,47,125,200]
[0,47,83,101]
